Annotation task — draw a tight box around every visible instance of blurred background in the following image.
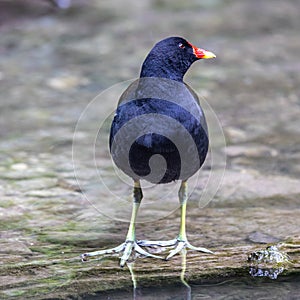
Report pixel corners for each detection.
[0,0,299,299]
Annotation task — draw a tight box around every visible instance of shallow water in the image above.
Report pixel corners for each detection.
[86,273,300,300]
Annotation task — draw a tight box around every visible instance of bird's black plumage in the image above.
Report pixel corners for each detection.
[109,37,209,184]
[82,36,216,266]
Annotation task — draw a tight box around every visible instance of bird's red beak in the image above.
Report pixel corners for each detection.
[191,45,216,59]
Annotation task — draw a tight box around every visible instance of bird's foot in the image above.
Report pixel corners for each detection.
[81,240,163,267]
[165,240,213,260]
[137,238,213,260]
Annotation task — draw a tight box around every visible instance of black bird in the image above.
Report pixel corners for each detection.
[81,37,216,266]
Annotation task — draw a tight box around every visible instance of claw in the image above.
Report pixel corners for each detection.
[80,253,89,262]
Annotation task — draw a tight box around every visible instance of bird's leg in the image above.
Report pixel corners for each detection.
[120,181,145,266]
[166,181,213,260]
[81,180,162,267]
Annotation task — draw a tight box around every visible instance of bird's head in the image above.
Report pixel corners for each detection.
[140,36,216,81]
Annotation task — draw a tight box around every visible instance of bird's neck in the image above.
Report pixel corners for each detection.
[140,55,188,82]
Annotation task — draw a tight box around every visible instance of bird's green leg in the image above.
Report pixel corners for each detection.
[120,181,162,266]
[178,180,188,242]
[166,181,213,260]
[81,180,162,266]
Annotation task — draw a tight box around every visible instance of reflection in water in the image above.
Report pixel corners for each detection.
[249,266,284,280]
[127,262,137,290]
[86,255,300,300]
[127,249,191,300]
[180,249,191,296]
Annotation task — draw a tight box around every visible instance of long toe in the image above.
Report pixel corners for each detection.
[80,242,126,262]
[166,241,186,260]
[137,239,177,247]
[186,242,214,254]
[134,243,163,259]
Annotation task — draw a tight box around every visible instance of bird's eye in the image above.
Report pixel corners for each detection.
[178,43,185,49]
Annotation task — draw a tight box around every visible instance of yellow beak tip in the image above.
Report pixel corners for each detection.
[203,51,216,59]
